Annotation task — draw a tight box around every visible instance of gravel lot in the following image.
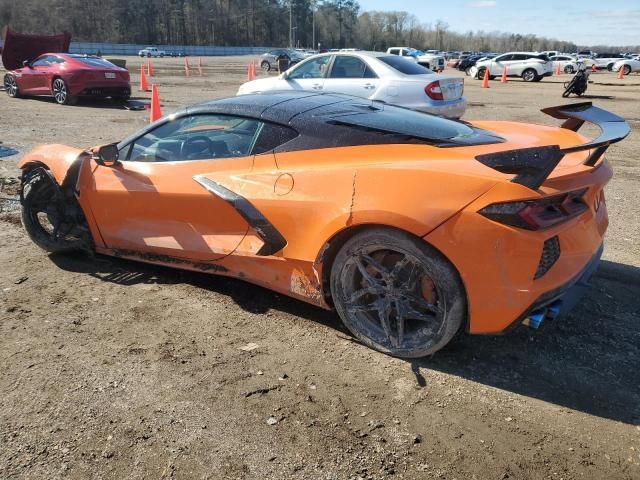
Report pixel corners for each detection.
[1,56,639,479]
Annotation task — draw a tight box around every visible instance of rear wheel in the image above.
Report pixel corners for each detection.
[607,63,614,71]
[4,74,20,98]
[330,228,466,358]
[564,65,575,74]
[21,169,87,253]
[623,65,632,75]
[52,78,77,105]
[522,68,537,82]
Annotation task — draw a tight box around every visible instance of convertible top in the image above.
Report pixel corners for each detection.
[1,27,71,71]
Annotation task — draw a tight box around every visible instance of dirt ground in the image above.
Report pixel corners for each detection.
[1,56,639,480]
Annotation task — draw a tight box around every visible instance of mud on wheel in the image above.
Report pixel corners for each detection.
[21,168,89,253]
[330,228,466,358]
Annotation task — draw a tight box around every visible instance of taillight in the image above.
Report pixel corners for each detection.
[425,81,443,100]
[478,189,588,230]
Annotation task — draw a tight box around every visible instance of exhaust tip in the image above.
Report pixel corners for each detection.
[522,300,563,329]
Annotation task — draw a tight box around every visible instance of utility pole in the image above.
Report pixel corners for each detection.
[289,1,293,48]
[311,0,317,51]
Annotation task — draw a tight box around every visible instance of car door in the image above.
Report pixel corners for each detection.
[31,55,57,92]
[509,54,531,75]
[324,55,379,98]
[283,55,332,92]
[492,54,513,75]
[82,113,267,261]
[18,55,52,93]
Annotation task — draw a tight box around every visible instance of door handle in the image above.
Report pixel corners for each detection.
[364,83,376,89]
[312,83,323,90]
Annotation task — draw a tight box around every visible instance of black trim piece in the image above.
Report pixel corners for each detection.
[476,145,564,190]
[475,103,630,189]
[193,175,287,256]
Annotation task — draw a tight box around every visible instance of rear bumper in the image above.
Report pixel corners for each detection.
[413,97,467,119]
[69,81,131,97]
[510,242,602,331]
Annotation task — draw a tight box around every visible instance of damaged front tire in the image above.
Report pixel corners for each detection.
[21,168,89,253]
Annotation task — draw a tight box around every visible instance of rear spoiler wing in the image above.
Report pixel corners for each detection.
[476,102,630,190]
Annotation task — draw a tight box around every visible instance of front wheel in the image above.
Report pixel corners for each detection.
[330,228,466,358]
[21,169,87,253]
[623,65,632,75]
[261,61,271,72]
[522,69,537,82]
[3,74,20,98]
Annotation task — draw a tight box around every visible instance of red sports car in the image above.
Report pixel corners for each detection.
[3,53,131,105]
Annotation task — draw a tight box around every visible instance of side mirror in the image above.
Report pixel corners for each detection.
[22,60,32,68]
[92,143,120,167]
[280,71,289,79]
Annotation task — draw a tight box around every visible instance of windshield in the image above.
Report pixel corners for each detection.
[379,56,433,75]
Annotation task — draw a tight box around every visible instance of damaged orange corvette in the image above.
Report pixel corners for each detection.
[17,92,629,357]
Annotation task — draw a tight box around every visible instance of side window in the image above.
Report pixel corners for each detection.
[511,54,528,61]
[389,49,399,56]
[288,56,331,79]
[32,55,54,67]
[329,56,377,79]
[252,123,298,154]
[495,54,512,62]
[125,114,262,162]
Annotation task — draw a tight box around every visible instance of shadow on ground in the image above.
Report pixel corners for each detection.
[51,252,640,425]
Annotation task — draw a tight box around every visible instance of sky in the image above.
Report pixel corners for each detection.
[357,0,640,47]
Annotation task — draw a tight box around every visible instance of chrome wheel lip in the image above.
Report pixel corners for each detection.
[52,79,67,104]
[339,246,446,352]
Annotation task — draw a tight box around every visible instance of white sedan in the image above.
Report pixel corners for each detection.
[237,51,466,119]
[613,58,640,75]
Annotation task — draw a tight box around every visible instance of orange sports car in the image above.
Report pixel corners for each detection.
[17,93,629,357]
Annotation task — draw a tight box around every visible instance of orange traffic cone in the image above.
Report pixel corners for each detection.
[247,63,255,81]
[501,66,507,83]
[147,59,154,77]
[184,57,190,77]
[139,65,150,92]
[617,65,625,79]
[481,68,490,88]
[150,84,162,123]
[555,62,561,76]
[591,63,597,73]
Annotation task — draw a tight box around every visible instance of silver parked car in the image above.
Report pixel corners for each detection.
[259,49,307,72]
[239,51,466,119]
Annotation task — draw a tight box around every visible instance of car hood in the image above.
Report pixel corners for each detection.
[2,27,71,70]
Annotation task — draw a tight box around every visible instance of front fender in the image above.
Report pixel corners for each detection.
[18,144,86,185]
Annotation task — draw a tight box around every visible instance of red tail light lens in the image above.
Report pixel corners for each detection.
[479,189,588,230]
[425,81,443,100]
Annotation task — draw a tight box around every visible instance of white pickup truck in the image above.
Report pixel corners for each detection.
[386,47,445,72]
[138,47,166,58]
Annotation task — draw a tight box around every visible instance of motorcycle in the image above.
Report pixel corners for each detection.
[562,62,590,97]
